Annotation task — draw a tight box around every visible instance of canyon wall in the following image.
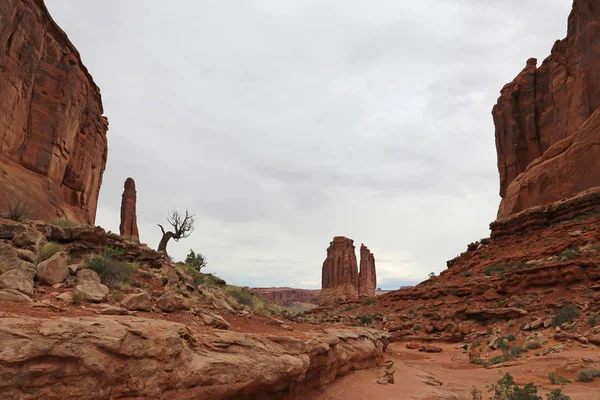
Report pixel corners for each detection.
[252,287,320,305]
[0,0,108,224]
[493,0,600,218]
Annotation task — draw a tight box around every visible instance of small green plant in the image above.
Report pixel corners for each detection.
[450,288,459,297]
[413,323,422,331]
[588,313,598,327]
[0,196,32,222]
[484,264,507,276]
[507,320,515,328]
[362,297,376,306]
[86,251,135,287]
[428,272,436,278]
[357,315,373,325]
[558,249,578,260]
[37,242,63,264]
[582,225,589,232]
[185,249,207,272]
[488,355,504,365]
[548,373,570,385]
[417,304,425,310]
[463,271,473,278]
[575,368,600,382]
[526,340,542,350]
[509,345,523,358]
[547,389,571,400]
[487,372,540,400]
[471,358,487,366]
[552,306,580,327]
[47,218,77,227]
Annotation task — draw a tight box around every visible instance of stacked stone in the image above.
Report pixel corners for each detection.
[377,360,395,384]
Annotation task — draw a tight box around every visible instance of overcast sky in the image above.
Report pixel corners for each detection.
[46,0,572,289]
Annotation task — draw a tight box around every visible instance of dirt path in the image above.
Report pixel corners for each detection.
[305,342,600,400]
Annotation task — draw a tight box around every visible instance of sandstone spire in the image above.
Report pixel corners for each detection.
[320,236,359,304]
[358,243,376,297]
[119,178,139,242]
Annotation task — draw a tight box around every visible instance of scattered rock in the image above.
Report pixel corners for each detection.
[37,251,69,285]
[419,345,443,353]
[75,268,101,284]
[0,289,32,302]
[0,269,34,296]
[56,292,74,303]
[121,291,152,311]
[199,312,230,330]
[16,249,36,264]
[156,291,190,312]
[73,282,109,302]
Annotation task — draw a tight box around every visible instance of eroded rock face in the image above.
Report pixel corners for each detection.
[494,0,600,218]
[359,244,376,297]
[0,0,108,224]
[321,236,359,304]
[0,316,389,399]
[119,178,139,242]
[252,287,320,305]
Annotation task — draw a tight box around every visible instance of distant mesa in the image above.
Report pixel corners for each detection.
[320,236,377,304]
[0,0,108,224]
[119,178,139,242]
[252,287,320,305]
[493,0,600,218]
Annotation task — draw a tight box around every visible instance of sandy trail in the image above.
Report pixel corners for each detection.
[305,342,600,400]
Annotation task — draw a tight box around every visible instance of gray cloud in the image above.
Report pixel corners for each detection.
[46,0,572,289]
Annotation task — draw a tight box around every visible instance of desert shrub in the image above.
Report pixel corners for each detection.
[558,249,578,260]
[362,297,376,305]
[463,271,473,278]
[0,196,32,222]
[357,315,373,325]
[450,288,459,296]
[471,358,487,366]
[546,389,571,400]
[575,368,600,382]
[413,323,422,331]
[526,340,542,350]
[47,218,77,227]
[183,264,223,287]
[503,333,516,342]
[548,373,570,385]
[484,265,507,276]
[588,313,598,327]
[226,286,253,307]
[345,305,357,312]
[552,306,580,327]
[488,373,541,400]
[37,242,63,264]
[507,320,515,328]
[470,337,483,350]
[85,251,135,287]
[488,355,504,365]
[509,345,523,358]
[185,249,207,272]
[102,246,124,258]
[417,304,425,310]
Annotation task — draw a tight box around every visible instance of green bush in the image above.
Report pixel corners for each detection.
[85,253,135,287]
[345,305,357,312]
[362,297,376,305]
[547,389,571,400]
[357,315,373,325]
[559,249,578,260]
[185,249,207,272]
[47,218,77,227]
[548,373,570,385]
[526,340,542,350]
[37,242,63,264]
[509,345,523,358]
[463,271,473,278]
[0,196,32,222]
[576,368,600,382]
[588,313,598,327]
[488,355,504,365]
[552,306,580,327]
[471,372,570,400]
[413,323,422,331]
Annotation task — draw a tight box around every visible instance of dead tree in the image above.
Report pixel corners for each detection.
[157,210,195,254]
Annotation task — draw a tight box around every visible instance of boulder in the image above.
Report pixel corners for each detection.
[73,282,109,302]
[16,249,36,264]
[0,288,32,302]
[0,269,34,296]
[0,242,37,279]
[75,268,101,284]
[199,312,230,330]
[156,291,190,312]
[121,291,152,311]
[37,252,69,285]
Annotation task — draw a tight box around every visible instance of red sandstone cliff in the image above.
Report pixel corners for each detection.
[252,287,320,305]
[0,0,108,224]
[493,0,600,218]
[119,178,139,242]
[358,244,376,297]
[321,236,359,304]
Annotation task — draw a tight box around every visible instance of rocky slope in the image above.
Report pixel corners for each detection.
[494,0,600,218]
[0,0,108,224]
[0,218,390,399]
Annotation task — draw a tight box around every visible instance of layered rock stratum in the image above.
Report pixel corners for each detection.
[252,287,320,305]
[0,0,108,224]
[494,0,600,218]
[119,177,139,242]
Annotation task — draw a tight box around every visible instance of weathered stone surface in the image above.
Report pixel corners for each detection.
[321,236,359,304]
[0,288,32,302]
[119,178,139,242]
[494,0,600,218]
[0,269,34,296]
[358,243,376,297]
[0,0,108,224]
[156,291,190,312]
[0,316,389,399]
[121,291,152,311]
[0,242,37,279]
[73,282,109,302]
[199,311,230,330]
[75,268,101,284]
[37,251,69,285]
